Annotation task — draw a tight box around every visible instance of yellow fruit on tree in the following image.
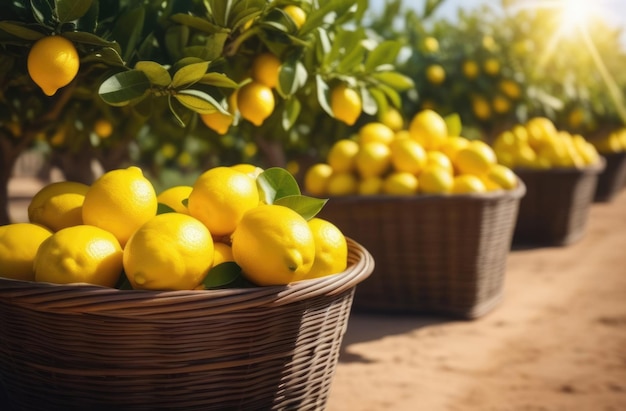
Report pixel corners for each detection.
[452,174,487,194]
[492,95,511,114]
[82,166,158,247]
[0,223,52,281]
[283,4,306,29]
[331,83,362,126]
[123,213,214,290]
[483,58,500,76]
[327,139,360,173]
[34,225,123,287]
[303,217,348,280]
[231,204,316,285]
[28,181,90,232]
[355,141,391,178]
[251,52,282,88]
[27,35,79,96]
[421,36,439,53]
[157,185,193,214]
[304,163,333,196]
[472,95,491,120]
[454,140,497,175]
[237,81,275,126]
[426,64,446,85]
[200,110,233,135]
[187,166,259,237]
[409,109,448,150]
[359,122,395,145]
[380,107,404,131]
[418,165,453,194]
[327,172,358,196]
[499,79,521,99]
[383,172,419,195]
[94,119,113,138]
[462,60,480,79]
[390,138,427,174]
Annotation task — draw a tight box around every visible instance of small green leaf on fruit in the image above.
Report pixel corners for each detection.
[157,203,176,215]
[202,262,245,289]
[274,195,328,220]
[257,167,301,204]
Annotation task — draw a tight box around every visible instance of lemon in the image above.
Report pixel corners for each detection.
[82,166,157,247]
[231,204,315,285]
[472,95,491,120]
[200,110,233,135]
[28,181,90,232]
[439,136,470,164]
[27,35,79,96]
[237,81,275,126]
[462,60,480,79]
[157,185,193,214]
[499,79,521,99]
[358,176,383,195]
[230,163,264,178]
[426,64,446,85]
[483,58,500,76]
[454,140,497,175]
[251,52,281,88]
[327,172,358,196]
[452,174,487,194]
[283,4,306,29]
[0,223,52,281]
[94,119,113,138]
[123,213,213,290]
[34,225,123,287]
[421,36,439,53]
[390,138,427,174]
[526,117,557,149]
[359,122,395,145]
[355,141,391,178]
[492,95,511,114]
[418,165,453,194]
[187,166,259,237]
[331,83,362,126]
[212,242,235,266]
[426,150,454,174]
[383,172,419,195]
[486,164,518,190]
[303,218,348,279]
[304,163,333,196]
[327,139,359,173]
[380,107,404,131]
[409,109,448,151]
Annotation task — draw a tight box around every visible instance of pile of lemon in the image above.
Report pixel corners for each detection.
[0,165,348,290]
[492,117,602,169]
[590,127,626,155]
[304,109,519,197]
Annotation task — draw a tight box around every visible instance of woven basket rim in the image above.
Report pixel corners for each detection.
[0,237,373,314]
[514,157,606,176]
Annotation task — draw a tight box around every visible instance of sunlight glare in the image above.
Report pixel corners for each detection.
[559,0,593,31]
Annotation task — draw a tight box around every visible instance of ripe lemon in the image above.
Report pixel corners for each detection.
[230,163,264,178]
[28,181,90,232]
[439,136,470,164]
[123,213,214,290]
[212,242,235,266]
[380,107,404,131]
[462,60,480,79]
[200,110,233,135]
[492,95,511,114]
[94,119,113,138]
[358,176,383,195]
[409,109,448,150]
[331,84,362,126]
[390,138,427,174]
[383,172,419,195]
[327,139,359,173]
[483,58,500,76]
[472,95,491,120]
[284,4,306,29]
[304,218,348,280]
[421,36,439,53]
[0,223,52,281]
[27,35,79,96]
[304,163,333,196]
[237,81,275,126]
[426,150,454,174]
[359,122,395,145]
[486,164,518,190]
[499,79,521,99]
[82,166,158,247]
[526,117,557,149]
[157,185,193,214]
[452,174,487,194]
[34,225,123,287]
[187,166,259,237]
[418,165,453,194]
[231,204,315,285]
[327,172,358,196]
[251,52,281,88]
[355,141,391,178]
[454,140,497,175]
[426,64,446,85]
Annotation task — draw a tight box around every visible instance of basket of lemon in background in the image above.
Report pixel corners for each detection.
[0,165,373,410]
[492,117,605,246]
[589,127,626,203]
[304,109,525,319]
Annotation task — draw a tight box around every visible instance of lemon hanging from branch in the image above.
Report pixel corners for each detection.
[27,35,79,96]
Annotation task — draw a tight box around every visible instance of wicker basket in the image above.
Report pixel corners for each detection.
[0,238,373,411]
[594,152,626,202]
[513,160,605,247]
[315,182,526,319]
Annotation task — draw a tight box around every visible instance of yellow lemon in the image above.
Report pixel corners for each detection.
[526,117,557,149]
[304,163,333,196]
[355,141,391,178]
[331,83,362,126]
[0,223,52,281]
[34,225,123,287]
[383,172,419,195]
[421,36,439,53]
[486,164,518,190]
[283,4,306,29]
[452,174,487,194]
[499,79,521,99]
[230,163,264,178]
[327,172,358,196]
[237,81,275,126]
[231,204,315,285]
[27,35,79,96]
[82,166,157,247]
[358,176,383,195]
[187,166,259,237]
[390,138,427,174]
[123,213,214,290]
[28,181,90,232]
[472,95,491,120]
[409,109,448,150]
[426,150,454,174]
[492,95,511,114]
[304,217,348,279]
[380,107,404,131]
[251,52,281,88]
[359,122,395,145]
[94,119,113,138]
[426,64,446,85]
[483,58,500,76]
[454,140,497,175]
[462,60,480,79]
[212,242,235,267]
[327,139,359,173]
[200,110,233,135]
[157,185,193,214]
[418,165,453,194]
[439,136,470,164]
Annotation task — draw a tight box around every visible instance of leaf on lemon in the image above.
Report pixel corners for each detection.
[156,203,176,215]
[202,262,247,289]
[256,167,301,204]
[274,195,327,220]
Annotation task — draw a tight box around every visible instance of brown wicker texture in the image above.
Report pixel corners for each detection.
[594,152,626,202]
[0,238,373,411]
[315,182,526,319]
[513,160,605,247]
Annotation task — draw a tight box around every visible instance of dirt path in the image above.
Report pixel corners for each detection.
[326,189,626,411]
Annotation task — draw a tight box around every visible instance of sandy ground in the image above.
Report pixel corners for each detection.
[7,177,626,411]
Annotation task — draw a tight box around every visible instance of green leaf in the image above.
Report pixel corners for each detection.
[278,56,307,98]
[365,40,402,72]
[257,167,301,204]
[274,195,328,221]
[316,75,333,117]
[115,272,133,290]
[171,61,209,88]
[157,203,176,214]
[0,22,46,41]
[360,86,378,116]
[198,72,238,88]
[56,0,93,23]
[282,97,301,130]
[135,61,172,87]
[368,87,388,117]
[371,71,415,91]
[170,13,224,34]
[80,46,125,67]
[444,113,463,136]
[99,70,151,106]
[31,0,54,27]
[62,31,122,54]
[202,262,245,289]
[111,6,145,63]
[174,89,225,114]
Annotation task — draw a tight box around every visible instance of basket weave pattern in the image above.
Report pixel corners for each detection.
[316,183,525,319]
[0,238,373,411]
[594,152,626,202]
